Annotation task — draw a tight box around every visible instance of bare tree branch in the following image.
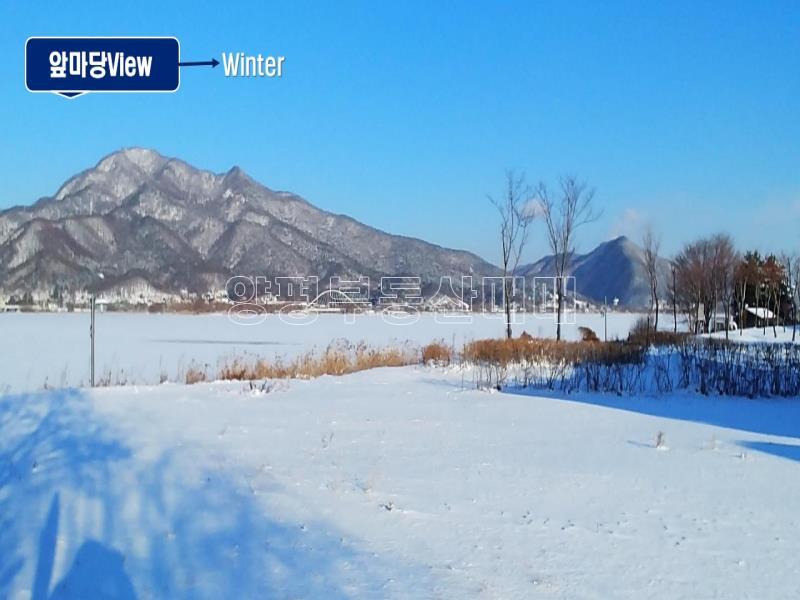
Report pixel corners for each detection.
[641,226,661,331]
[537,175,600,340]
[488,170,535,338]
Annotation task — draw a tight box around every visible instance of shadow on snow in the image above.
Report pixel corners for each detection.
[0,389,426,599]
[507,386,800,440]
[736,440,800,463]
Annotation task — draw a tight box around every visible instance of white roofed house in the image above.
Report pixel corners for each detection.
[742,305,775,328]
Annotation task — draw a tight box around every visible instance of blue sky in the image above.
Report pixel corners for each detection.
[1,1,798,263]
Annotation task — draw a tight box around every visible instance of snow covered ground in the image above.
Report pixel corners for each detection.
[0,311,662,393]
[2,365,799,599]
[708,325,799,344]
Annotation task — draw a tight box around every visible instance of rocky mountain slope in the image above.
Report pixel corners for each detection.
[517,235,671,307]
[0,148,498,298]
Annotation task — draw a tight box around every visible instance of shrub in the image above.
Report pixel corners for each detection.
[648,331,691,346]
[463,337,590,389]
[463,336,651,391]
[422,341,452,365]
[185,363,207,384]
[628,315,652,341]
[627,315,690,346]
[578,326,600,342]
[464,334,800,397]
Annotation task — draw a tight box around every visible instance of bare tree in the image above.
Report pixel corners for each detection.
[674,234,738,336]
[489,170,534,339]
[785,253,800,342]
[710,234,738,340]
[537,176,599,341]
[641,226,661,332]
[674,238,713,333]
[780,253,793,334]
[734,251,761,336]
[669,261,678,333]
[763,255,784,338]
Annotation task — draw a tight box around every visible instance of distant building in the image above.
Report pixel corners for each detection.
[99,276,180,305]
[742,306,775,328]
[428,295,470,312]
[708,313,738,332]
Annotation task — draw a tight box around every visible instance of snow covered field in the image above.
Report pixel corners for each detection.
[2,365,799,599]
[0,311,656,393]
[2,311,796,598]
[709,325,799,344]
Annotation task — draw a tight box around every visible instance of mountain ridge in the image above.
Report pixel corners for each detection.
[1,148,666,307]
[0,148,499,299]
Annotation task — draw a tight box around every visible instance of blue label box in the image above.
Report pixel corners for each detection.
[26,37,180,97]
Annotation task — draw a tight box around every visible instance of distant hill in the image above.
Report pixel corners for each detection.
[517,235,671,307]
[0,148,498,297]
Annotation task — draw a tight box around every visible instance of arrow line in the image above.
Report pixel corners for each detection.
[178,58,219,68]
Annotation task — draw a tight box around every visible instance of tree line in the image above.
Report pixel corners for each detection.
[489,172,798,342]
[667,237,800,341]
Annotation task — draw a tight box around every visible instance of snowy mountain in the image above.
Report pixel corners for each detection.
[517,235,672,307]
[0,148,669,306]
[0,148,498,297]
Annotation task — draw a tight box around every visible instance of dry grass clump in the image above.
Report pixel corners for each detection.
[462,337,573,389]
[422,340,453,365]
[216,340,420,381]
[218,357,259,380]
[185,363,208,384]
[463,337,592,367]
[627,315,689,346]
[463,337,526,367]
[463,335,647,389]
[628,315,652,339]
[578,326,600,342]
[94,369,129,387]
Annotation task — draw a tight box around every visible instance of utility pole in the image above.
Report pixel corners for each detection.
[90,273,104,387]
[90,293,96,387]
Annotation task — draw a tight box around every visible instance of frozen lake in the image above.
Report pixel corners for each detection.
[0,311,652,392]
